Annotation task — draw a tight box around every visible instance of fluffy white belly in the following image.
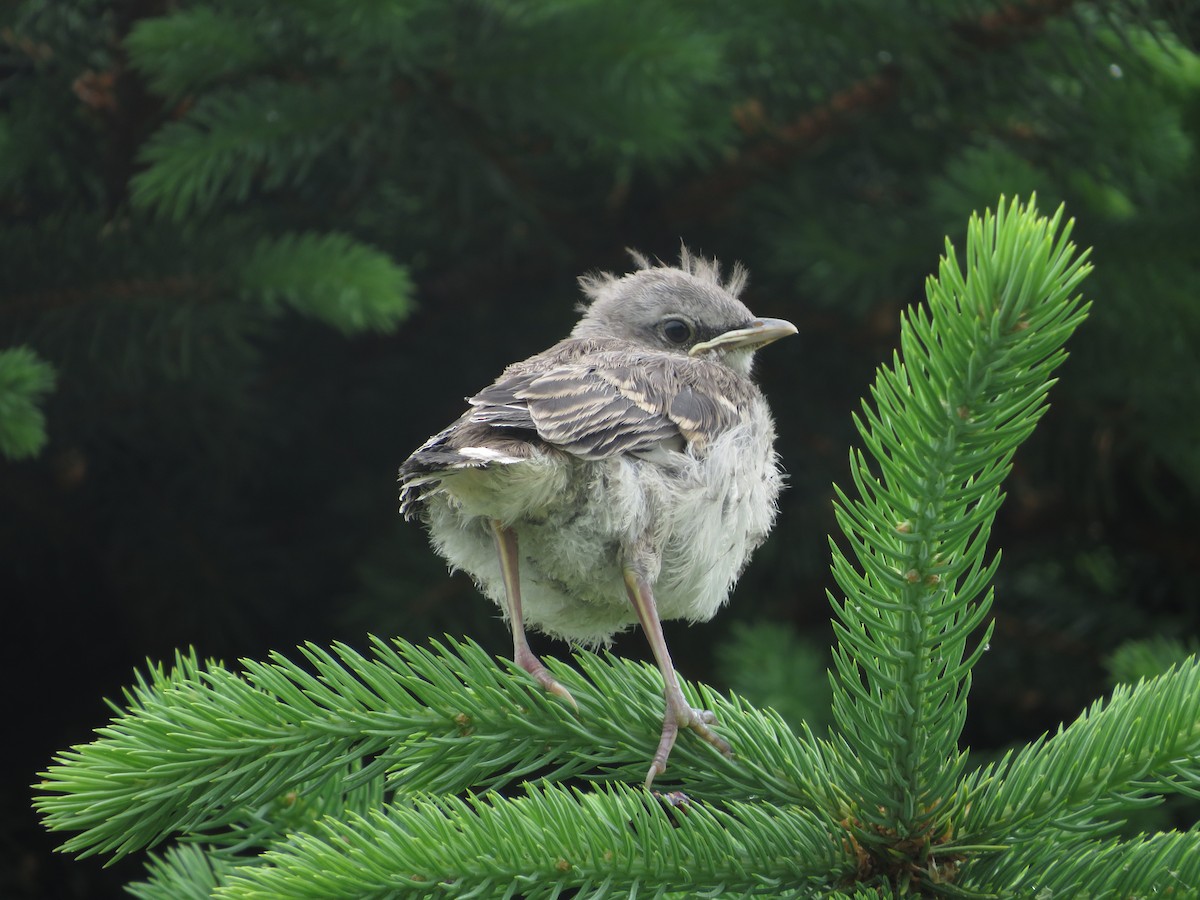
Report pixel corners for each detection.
[423,423,781,645]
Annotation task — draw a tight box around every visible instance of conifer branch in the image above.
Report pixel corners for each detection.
[131,80,373,221]
[955,658,1200,842]
[216,783,850,899]
[126,7,267,100]
[0,345,55,459]
[963,829,1200,895]
[827,196,1091,845]
[34,637,842,862]
[669,1,1094,223]
[127,845,236,900]
[3,275,207,315]
[951,0,1081,49]
[235,232,414,334]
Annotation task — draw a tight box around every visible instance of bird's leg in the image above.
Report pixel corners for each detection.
[489,520,577,710]
[623,568,733,788]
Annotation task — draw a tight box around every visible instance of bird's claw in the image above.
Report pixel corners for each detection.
[517,651,579,712]
[644,704,732,788]
[540,674,579,712]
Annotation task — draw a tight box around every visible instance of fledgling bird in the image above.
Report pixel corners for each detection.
[400,249,795,786]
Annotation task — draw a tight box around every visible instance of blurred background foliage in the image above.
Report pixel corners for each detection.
[2,1,1198,896]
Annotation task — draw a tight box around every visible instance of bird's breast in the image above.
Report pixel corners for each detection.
[422,403,782,643]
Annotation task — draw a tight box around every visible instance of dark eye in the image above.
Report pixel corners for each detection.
[661,318,694,345]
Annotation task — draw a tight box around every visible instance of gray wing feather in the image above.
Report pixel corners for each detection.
[400,340,753,515]
[513,367,677,460]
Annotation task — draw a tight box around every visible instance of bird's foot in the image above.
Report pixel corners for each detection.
[644,694,733,788]
[514,645,578,712]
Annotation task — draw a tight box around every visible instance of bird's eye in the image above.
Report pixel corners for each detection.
[661,318,694,345]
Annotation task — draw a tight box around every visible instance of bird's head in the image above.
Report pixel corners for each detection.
[571,248,796,376]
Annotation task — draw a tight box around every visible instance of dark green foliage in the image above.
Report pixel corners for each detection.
[1107,634,1200,684]
[235,232,414,334]
[716,621,835,732]
[0,345,55,459]
[5,1,1200,896]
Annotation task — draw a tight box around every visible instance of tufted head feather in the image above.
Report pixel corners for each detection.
[576,246,748,309]
[570,247,762,369]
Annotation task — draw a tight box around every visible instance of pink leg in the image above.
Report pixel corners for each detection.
[623,569,733,788]
[490,520,577,710]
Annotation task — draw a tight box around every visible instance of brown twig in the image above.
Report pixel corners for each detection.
[3,276,207,316]
[665,0,1085,224]
[953,0,1082,48]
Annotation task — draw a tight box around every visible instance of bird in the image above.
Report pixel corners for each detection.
[399,248,795,786]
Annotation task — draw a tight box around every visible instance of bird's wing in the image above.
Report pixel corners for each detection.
[470,348,747,460]
[399,341,751,516]
[586,355,747,453]
[481,362,679,460]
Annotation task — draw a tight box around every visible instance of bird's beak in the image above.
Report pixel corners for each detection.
[688,317,798,357]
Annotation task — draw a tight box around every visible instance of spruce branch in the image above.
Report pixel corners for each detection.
[1106,635,1199,685]
[951,0,1081,49]
[125,4,428,103]
[125,7,268,100]
[131,80,374,221]
[215,783,850,900]
[669,1,1115,224]
[234,231,414,335]
[955,658,1200,843]
[827,196,1091,843]
[127,845,238,900]
[34,637,841,863]
[0,344,56,459]
[962,829,1200,896]
[450,2,728,165]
